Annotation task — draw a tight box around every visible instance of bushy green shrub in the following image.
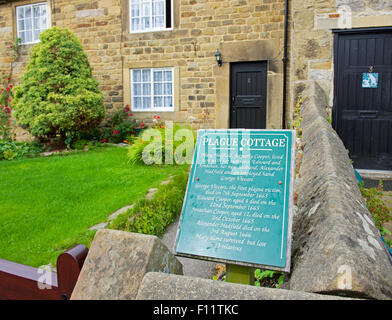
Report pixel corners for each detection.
[13,27,105,144]
[0,140,43,160]
[127,122,196,166]
[254,269,284,288]
[109,169,189,237]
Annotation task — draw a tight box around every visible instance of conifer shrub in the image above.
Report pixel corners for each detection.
[13,27,105,144]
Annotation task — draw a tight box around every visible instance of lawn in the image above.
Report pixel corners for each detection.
[0,146,188,267]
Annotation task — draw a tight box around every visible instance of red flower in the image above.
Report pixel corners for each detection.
[157,116,160,119]
[4,107,11,114]
[9,85,13,88]
[140,122,144,127]
[101,139,108,143]
[7,77,11,80]
[129,113,133,117]
[8,99,12,103]
[6,88,9,92]
[124,105,130,112]
[112,130,119,135]
[154,115,157,118]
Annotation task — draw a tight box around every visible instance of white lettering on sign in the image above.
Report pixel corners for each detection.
[203,137,286,148]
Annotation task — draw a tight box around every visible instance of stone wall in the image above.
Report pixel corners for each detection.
[287,81,392,299]
[70,229,352,300]
[289,0,392,123]
[0,0,286,139]
[135,272,351,299]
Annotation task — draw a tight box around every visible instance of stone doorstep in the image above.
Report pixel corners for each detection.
[356,169,392,180]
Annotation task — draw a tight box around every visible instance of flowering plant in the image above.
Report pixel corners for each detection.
[0,74,14,141]
[152,114,164,129]
[100,105,144,143]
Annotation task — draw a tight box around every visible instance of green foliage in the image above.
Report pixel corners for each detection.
[359,180,392,231]
[13,27,105,144]
[0,140,43,160]
[0,74,14,141]
[109,169,189,238]
[9,37,22,58]
[290,96,304,138]
[254,269,284,288]
[381,226,392,248]
[212,265,226,281]
[127,137,147,164]
[72,139,97,150]
[127,122,196,166]
[100,106,143,143]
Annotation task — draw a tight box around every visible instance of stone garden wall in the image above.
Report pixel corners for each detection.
[287,81,392,299]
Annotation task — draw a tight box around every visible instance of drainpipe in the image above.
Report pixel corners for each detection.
[282,0,289,129]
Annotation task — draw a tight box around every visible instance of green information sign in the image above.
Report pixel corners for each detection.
[175,129,296,272]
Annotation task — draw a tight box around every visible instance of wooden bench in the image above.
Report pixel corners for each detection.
[0,244,88,300]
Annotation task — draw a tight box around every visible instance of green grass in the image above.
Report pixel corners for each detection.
[0,146,188,267]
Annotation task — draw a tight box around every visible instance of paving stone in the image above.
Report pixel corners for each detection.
[88,222,109,231]
[108,204,135,221]
[145,188,158,200]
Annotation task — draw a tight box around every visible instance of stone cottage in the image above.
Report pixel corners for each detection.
[0,0,392,170]
[0,0,287,132]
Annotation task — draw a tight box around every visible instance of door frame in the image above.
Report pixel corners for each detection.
[229,60,268,129]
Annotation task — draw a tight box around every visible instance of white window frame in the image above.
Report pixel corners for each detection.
[129,0,173,33]
[130,67,175,112]
[16,2,50,45]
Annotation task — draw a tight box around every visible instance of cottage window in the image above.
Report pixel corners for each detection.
[16,2,49,44]
[131,68,174,112]
[129,0,172,32]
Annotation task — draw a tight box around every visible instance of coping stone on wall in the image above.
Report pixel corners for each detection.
[136,272,353,300]
[288,82,392,300]
[70,229,183,300]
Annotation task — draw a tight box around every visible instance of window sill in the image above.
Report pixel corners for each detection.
[128,28,173,35]
[131,108,175,113]
[19,41,40,46]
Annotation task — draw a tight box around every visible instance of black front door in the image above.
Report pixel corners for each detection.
[333,28,392,170]
[230,61,267,129]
